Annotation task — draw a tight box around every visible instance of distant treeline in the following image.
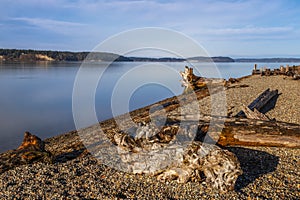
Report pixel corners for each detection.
[188,56,235,62]
[235,58,300,63]
[0,49,131,62]
[1,48,300,63]
[0,48,235,62]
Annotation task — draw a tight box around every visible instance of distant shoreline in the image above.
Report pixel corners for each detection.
[2,48,300,63]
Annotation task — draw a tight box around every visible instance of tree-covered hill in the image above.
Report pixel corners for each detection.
[0,49,132,62]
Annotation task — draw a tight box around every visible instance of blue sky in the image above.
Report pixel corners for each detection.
[1,0,300,57]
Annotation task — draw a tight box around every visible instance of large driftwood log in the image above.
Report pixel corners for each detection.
[166,114,300,148]
[203,86,299,147]
[202,118,300,148]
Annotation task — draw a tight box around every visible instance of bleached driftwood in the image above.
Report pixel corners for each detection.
[113,123,242,192]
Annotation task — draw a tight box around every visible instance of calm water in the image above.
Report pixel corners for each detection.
[0,61,298,152]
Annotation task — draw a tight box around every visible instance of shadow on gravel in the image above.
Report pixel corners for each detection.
[53,148,88,163]
[260,93,281,114]
[225,147,279,191]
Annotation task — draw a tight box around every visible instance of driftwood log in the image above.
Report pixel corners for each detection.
[165,114,300,148]
[179,67,300,147]
[178,67,299,148]
[217,118,300,148]
[180,66,226,94]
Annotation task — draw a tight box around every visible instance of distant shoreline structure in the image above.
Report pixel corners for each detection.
[1,48,300,63]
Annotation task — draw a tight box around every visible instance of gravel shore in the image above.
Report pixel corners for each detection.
[0,75,299,199]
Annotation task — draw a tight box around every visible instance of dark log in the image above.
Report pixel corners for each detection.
[235,88,279,117]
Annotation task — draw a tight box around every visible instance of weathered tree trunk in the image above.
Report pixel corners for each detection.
[213,118,300,148]
[167,115,300,148]
[168,112,300,148]
[206,86,299,147]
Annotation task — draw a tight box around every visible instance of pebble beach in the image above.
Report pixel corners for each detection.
[0,75,299,199]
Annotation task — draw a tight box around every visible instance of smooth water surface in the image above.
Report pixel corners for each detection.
[0,61,298,152]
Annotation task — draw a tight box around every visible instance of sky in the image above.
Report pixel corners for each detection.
[1,0,300,57]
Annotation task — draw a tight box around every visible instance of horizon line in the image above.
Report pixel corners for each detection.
[1,48,300,59]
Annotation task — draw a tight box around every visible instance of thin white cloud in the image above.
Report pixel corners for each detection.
[10,17,86,34]
[66,0,179,9]
[203,26,293,35]
[8,0,57,3]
